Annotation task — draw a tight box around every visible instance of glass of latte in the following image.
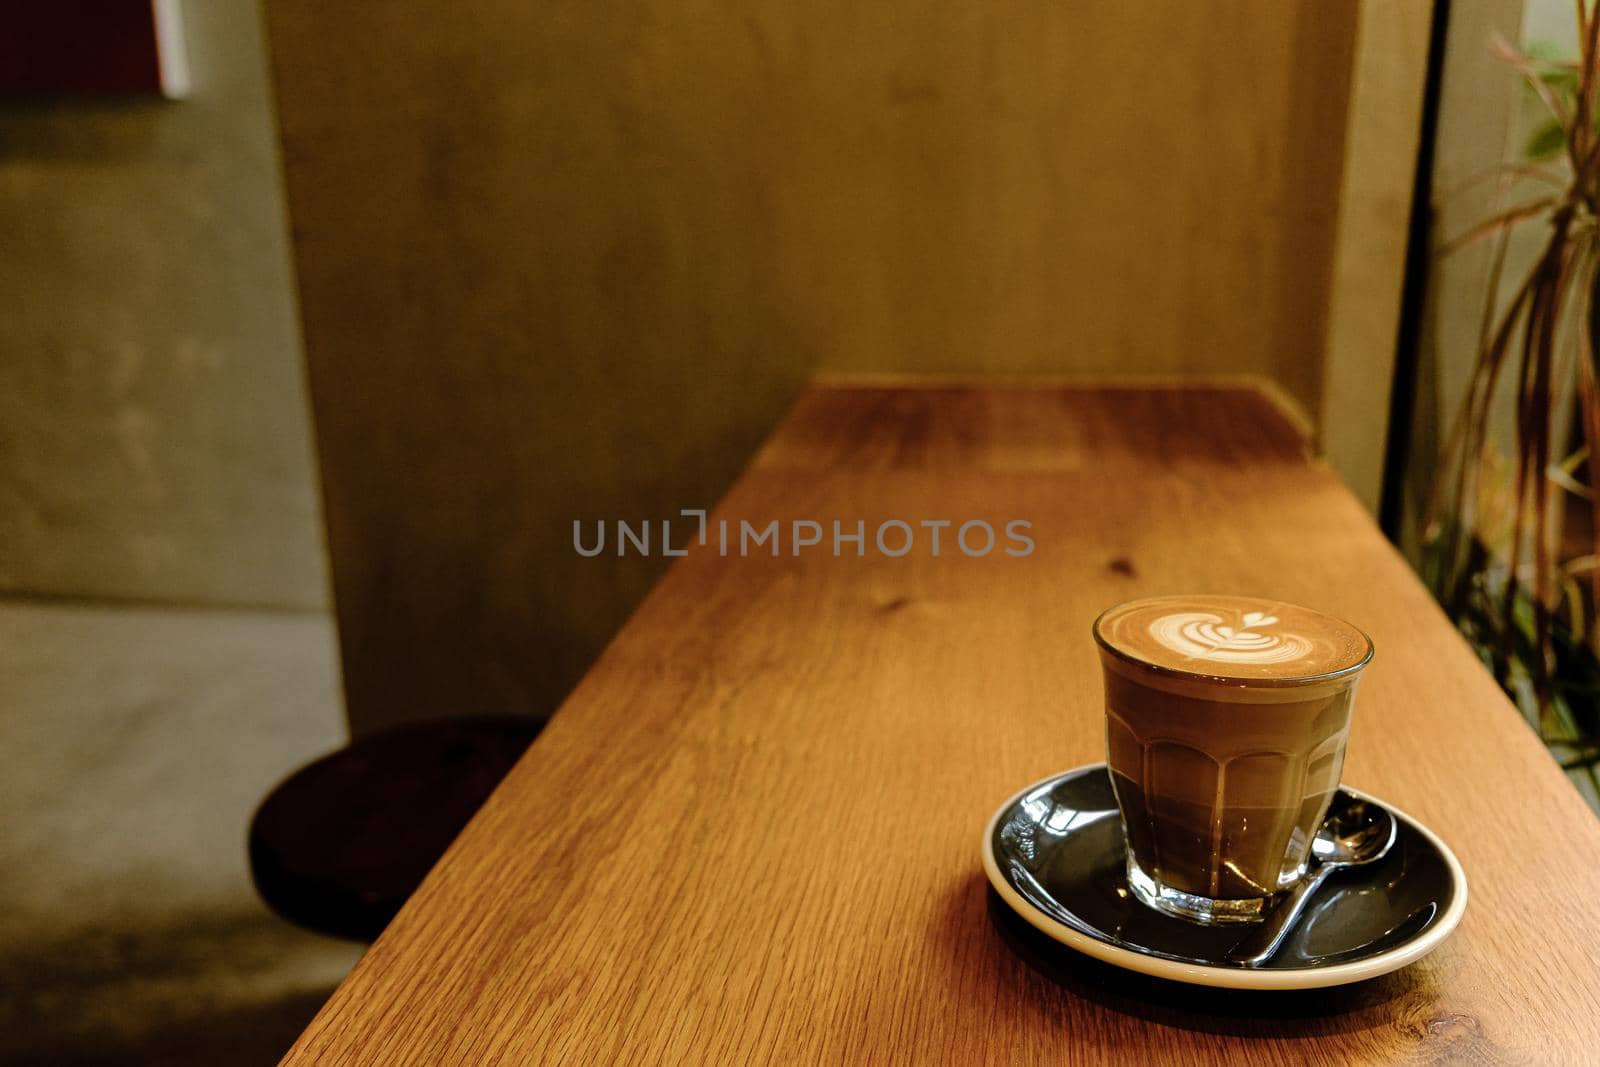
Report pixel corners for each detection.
[1093,595,1373,925]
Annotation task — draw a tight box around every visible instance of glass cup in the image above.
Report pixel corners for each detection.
[1092,596,1373,924]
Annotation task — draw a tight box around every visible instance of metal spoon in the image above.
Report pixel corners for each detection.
[1227,793,1398,967]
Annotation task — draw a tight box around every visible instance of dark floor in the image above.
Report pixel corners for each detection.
[0,601,363,1065]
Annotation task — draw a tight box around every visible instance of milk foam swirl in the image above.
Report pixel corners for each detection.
[1148,610,1312,665]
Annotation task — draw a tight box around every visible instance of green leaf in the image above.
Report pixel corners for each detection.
[1525,120,1568,162]
[1520,40,1579,98]
[1546,71,1580,96]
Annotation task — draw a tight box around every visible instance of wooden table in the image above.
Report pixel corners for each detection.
[284,385,1600,1065]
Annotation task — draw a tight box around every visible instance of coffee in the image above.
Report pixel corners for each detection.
[1093,595,1371,924]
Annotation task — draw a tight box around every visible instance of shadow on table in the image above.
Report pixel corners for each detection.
[983,885,1425,1038]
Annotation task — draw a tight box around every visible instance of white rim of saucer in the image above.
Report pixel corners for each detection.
[980,764,1469,991]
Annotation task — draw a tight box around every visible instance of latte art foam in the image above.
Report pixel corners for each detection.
[1148,610,1312,665]
[1094,595,1370,682]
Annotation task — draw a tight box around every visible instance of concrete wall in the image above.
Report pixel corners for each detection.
[0,0,327,610]
[264,1,1365,733]
[803,2,1358,420]
[267,0,824,732]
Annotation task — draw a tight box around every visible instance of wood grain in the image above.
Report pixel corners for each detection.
[283,385,1600,1065]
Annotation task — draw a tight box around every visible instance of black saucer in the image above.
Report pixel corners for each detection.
[981,764,1467,989]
